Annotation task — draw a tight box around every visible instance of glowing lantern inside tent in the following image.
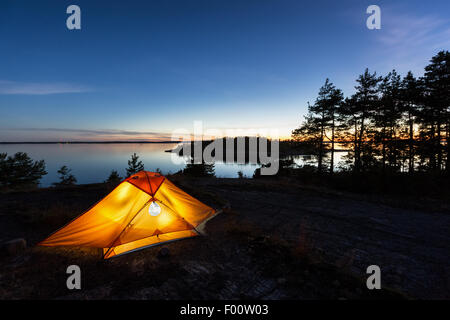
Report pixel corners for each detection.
[148,201,161,216]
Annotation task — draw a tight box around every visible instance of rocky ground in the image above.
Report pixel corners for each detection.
[0,176,449,299]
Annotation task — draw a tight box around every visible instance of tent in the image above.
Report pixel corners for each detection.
[38,171,217,259]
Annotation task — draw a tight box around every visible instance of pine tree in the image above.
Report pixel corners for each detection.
[326,83,344,174]
[422,50,450,172]
[291,79,343,174]
[350,69,382,173]
[126,153,145,177]
[400,71,422,173]
[376,70,403,173]
[54,165,77,186]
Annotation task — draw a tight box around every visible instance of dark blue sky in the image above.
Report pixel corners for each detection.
[1,0,449,141]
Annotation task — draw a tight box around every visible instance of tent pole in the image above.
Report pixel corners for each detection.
[103,198,153,259]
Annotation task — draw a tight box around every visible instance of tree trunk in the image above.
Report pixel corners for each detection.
[437,118,442,171]
[446,122,450,174]
[430,124,436,170]
[353,120,358,173]
[408,111,414,174]
[318,122,324,174]
[330,117,335,174]
[390,126,396,171]
[356,116,365,173]
[382,126,386,174]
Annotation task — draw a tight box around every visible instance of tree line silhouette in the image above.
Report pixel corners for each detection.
[292,51,450,176]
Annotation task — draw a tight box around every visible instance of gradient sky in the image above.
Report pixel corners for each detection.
[1,0,449,141]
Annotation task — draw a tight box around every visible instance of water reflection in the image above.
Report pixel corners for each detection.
[0,143,350,186]
[0,143,259,186]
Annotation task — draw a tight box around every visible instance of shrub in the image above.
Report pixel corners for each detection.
[182,162,215,177]
[105,170,122,184]
[0,152,47,189]
[53,165,77,186]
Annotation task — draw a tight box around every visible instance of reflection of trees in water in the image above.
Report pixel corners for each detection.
[289,151,350,171]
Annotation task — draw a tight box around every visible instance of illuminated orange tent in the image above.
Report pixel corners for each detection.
[38,171,217,259]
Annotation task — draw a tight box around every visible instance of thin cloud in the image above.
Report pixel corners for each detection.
[378,14,450,49]
[13,128,163,136]
[373,8,450,74]
[0,80,91,95]
[1,127,175,142]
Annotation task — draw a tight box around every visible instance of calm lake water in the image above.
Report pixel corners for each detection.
[0,143,348,187]
[0,143,262,187]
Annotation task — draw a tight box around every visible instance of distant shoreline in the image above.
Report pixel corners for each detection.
[0,141,182,144]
